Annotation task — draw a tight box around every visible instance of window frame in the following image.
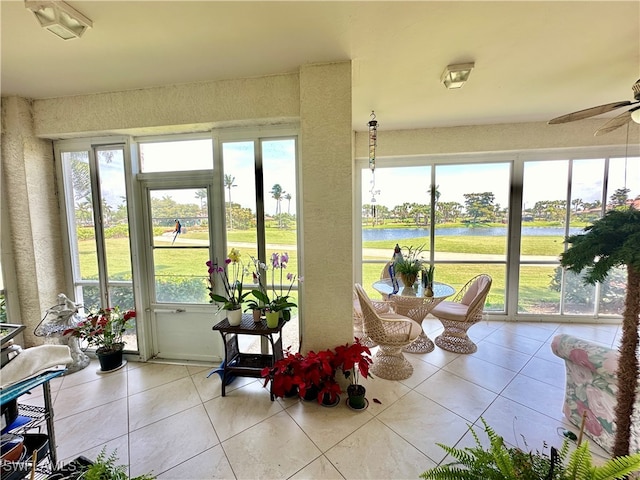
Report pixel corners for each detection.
[355,145,640,323]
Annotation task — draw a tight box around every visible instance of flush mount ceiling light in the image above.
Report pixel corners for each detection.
[25,1,92,40]
[441,62,475,89]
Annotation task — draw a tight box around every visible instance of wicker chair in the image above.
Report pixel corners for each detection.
[431,274,492,354]
[354,284,421,380]
[353,288,392,348]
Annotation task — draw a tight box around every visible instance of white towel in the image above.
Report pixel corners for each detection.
[0,345,72,389]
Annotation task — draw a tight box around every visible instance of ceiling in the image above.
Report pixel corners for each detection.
[1,1,639,132]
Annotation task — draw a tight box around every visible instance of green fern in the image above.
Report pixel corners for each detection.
[81,447,156,480]
[564,441,640,480]
[421,418,640,480]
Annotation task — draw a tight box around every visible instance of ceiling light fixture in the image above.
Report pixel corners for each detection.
[25,1,92,40]
[441,62,475,89]
[631,108,640,124]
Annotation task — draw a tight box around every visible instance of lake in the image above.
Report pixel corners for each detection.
[362,226,583,241]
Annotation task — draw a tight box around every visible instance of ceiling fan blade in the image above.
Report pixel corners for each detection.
[594,110,632,136]
[548,101,632,124]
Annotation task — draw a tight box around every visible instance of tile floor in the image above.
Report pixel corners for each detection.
[22,318,622,479]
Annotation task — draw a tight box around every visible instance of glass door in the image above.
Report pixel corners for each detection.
[142,180,223,361]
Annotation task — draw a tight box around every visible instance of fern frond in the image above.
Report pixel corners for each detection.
[566,441,592,480]
[591,450,640,480]
[420,466,477,480]
[434,443,477,467]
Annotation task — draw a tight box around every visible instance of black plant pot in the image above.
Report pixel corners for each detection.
[321,392,341,407]
[347,384,367,410]
[302,385,319,402]
[284,385,299,398]
[96,344,124,372]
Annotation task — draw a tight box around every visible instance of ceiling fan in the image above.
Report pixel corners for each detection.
[548,78,640,136]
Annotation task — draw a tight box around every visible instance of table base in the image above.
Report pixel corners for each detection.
[403,331,434,353]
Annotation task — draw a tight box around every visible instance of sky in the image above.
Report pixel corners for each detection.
[104,138,640,214]
[141,139,296,215]
[363,156,640,210]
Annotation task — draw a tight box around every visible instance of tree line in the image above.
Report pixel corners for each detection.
[363,187,637,227]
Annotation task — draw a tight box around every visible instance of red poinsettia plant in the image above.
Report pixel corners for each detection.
[261,347,304,398]
[64,306,135,354]
[261,338,372,405]
[334,337,372,386]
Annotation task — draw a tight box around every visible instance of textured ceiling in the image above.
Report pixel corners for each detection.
[1,1,639,132]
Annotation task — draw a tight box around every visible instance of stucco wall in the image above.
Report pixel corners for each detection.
[33,74,300,138]
[1,96,66,346]
[355,119,640,158]
[298,62,353,353]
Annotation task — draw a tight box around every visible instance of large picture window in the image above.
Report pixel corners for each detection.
[60,145,138,351]
[359,153,639,321]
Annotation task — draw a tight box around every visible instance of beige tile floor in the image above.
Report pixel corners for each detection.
[23,318,621,479]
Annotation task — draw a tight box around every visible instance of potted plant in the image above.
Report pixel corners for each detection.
[420,418,640,479]
[334,338,373,410]
[422,264,435,297]
[250,252,298,327]
[57,446,156,480]
[63,306,135,372]
[297,349,341,406]
[394,244,426,288]
[206,248,250,326]
[260,347,304,398]
[559,206,640,458]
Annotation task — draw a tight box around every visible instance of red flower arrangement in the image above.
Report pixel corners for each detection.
[261,338,372,405]
[64,306,135,354]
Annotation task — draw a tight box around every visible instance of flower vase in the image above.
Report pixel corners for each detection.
[400,273,417,287]
[252,309,262,323]
[226,308,242,326]
[425,284,434,297]
[265,311,280,328]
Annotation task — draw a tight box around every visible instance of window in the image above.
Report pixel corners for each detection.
[360,161,509,313]
[359,152,639,320]
[220,138,299,316]
[60,145,138,351]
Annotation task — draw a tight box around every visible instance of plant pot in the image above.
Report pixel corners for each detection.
[265,311,280,328]
[347,384,367,410]
[252,309,262,323]
[284,385,299,398]
[400,273,417,287]
[96,344,124,372]
[321,393,341,407]
[302,385,319,402]
[226,308,242,326]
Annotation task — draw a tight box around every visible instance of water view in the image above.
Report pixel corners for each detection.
[362,226,583,241]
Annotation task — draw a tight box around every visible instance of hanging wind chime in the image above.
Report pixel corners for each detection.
[368,111,380,220]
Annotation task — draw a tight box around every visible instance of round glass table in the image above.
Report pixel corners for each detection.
[372,279,455,353]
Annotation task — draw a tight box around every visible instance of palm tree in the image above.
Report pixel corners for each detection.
[194,189,207,215]
[224,175,237,229]
[270,184,284,228]
[284,193,292,214]
[559,206,640,457]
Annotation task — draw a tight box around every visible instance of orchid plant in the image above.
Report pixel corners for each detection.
[250,252,298,314]
[207,248,250,311]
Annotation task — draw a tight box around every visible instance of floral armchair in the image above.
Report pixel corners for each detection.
[551,333,640,454]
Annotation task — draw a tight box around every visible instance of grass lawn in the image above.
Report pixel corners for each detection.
[80,227,563,312]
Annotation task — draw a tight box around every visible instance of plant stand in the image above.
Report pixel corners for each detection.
[211,313,284,400]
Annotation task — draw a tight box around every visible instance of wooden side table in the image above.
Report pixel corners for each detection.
[211,314,284,400]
